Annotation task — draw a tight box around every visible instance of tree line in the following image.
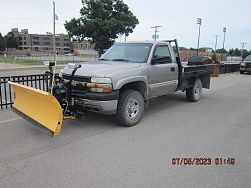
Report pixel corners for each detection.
[0,32,18,51]
[180,47,251,58]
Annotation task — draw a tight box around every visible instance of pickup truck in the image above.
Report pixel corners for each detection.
[60,40,214,127]
[240,55,251,74]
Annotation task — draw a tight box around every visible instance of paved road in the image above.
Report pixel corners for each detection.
[0,73,250,188]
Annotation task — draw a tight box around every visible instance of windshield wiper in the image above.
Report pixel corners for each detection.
[111,59,131,62]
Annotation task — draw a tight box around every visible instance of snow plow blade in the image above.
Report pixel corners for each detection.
[8,81,63,136]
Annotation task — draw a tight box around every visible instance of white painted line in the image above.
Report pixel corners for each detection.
[0,117,21,125]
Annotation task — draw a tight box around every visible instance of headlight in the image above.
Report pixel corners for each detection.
[88,77,113,93]
[91,77,112,83]
[241,62,246,66]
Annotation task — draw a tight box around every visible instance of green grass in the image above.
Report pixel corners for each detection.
[0,57,75,66]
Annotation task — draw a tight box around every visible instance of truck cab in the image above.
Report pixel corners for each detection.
[61,40,213,126]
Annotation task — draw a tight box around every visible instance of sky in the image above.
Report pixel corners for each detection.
[0,0,250,50]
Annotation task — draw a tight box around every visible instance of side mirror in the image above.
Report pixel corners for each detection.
[151,59,156,65]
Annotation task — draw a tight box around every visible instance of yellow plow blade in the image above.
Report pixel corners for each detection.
[8,81,63,136]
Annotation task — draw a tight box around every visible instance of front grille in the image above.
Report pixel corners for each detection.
[246,63,251,68]
[62,74,91,94]
[62,74,91,83]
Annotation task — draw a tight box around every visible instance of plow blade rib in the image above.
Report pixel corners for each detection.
[8,81,63,136]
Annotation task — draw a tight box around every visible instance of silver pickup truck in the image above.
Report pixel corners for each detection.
[60,40,214,127]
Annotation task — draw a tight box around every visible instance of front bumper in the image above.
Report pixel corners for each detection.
[73,90,119,114]
[240,66,251,72]
[74,99,118,114]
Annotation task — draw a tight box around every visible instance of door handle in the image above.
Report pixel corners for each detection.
[171,67,175,72]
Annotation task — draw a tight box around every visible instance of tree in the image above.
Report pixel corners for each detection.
[229,48,241,57]
[179,47,188,51]
[216,49,228,54]
[65,0,139,55]
[242,49,249,59]
[4,32,18,48]
[0,33,6,51]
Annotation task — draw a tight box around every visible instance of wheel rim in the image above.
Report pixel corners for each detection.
[126,98,140,119]
[194,82,201,98]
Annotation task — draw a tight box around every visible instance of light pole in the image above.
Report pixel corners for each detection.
[221,27,226,60]
[51,1,57,94]
[53,1,56,63]
[196,18,202,56]
[151,26,162,41]
[214,34,220,52]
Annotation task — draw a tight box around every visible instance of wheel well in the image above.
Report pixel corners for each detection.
[188,75,210,89]
[120,81,147,99]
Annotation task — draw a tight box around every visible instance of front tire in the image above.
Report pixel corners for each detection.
[240,70,244,74]
[186,79,202,102]
[116,89,144,127]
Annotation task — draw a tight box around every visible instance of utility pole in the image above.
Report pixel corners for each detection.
[196,18,202,55]
[151,26,162,41]
[221,27,226,60]
[240,42,247,60]
[214,34,220,52]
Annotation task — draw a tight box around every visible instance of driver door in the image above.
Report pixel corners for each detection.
[148,45,178,98]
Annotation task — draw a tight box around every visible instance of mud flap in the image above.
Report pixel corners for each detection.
[8,81,63,136]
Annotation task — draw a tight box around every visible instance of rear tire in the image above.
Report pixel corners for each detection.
[186,79,202,102]
[240,71,244,74]
[116,89,144,127]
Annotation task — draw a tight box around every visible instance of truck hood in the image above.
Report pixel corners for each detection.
[61,61,141,77]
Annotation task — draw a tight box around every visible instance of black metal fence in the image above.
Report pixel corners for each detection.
[220,64,240,74]
[0,74,50,110]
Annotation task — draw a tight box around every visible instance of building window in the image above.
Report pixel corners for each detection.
[23,37,26,40]
[33,36,39,40]
[56,43,60,46]
[24,42,26,45]
[64,43,69,46]
[44,37,50,40]
[55,38,60,41]
[44,42,50,45]
[19,42,22,45]
[33,41,40,45]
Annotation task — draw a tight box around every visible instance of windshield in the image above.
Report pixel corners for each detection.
[100,43,153,63]
[244,55,251,61]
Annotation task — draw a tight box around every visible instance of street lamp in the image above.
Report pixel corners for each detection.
[196,18,202,56]
[214,34,220,52]
[221,27,226,60]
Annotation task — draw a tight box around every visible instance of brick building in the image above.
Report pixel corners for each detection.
[11,28,70,54]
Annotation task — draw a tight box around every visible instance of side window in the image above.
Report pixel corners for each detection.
[153,46,172,64]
